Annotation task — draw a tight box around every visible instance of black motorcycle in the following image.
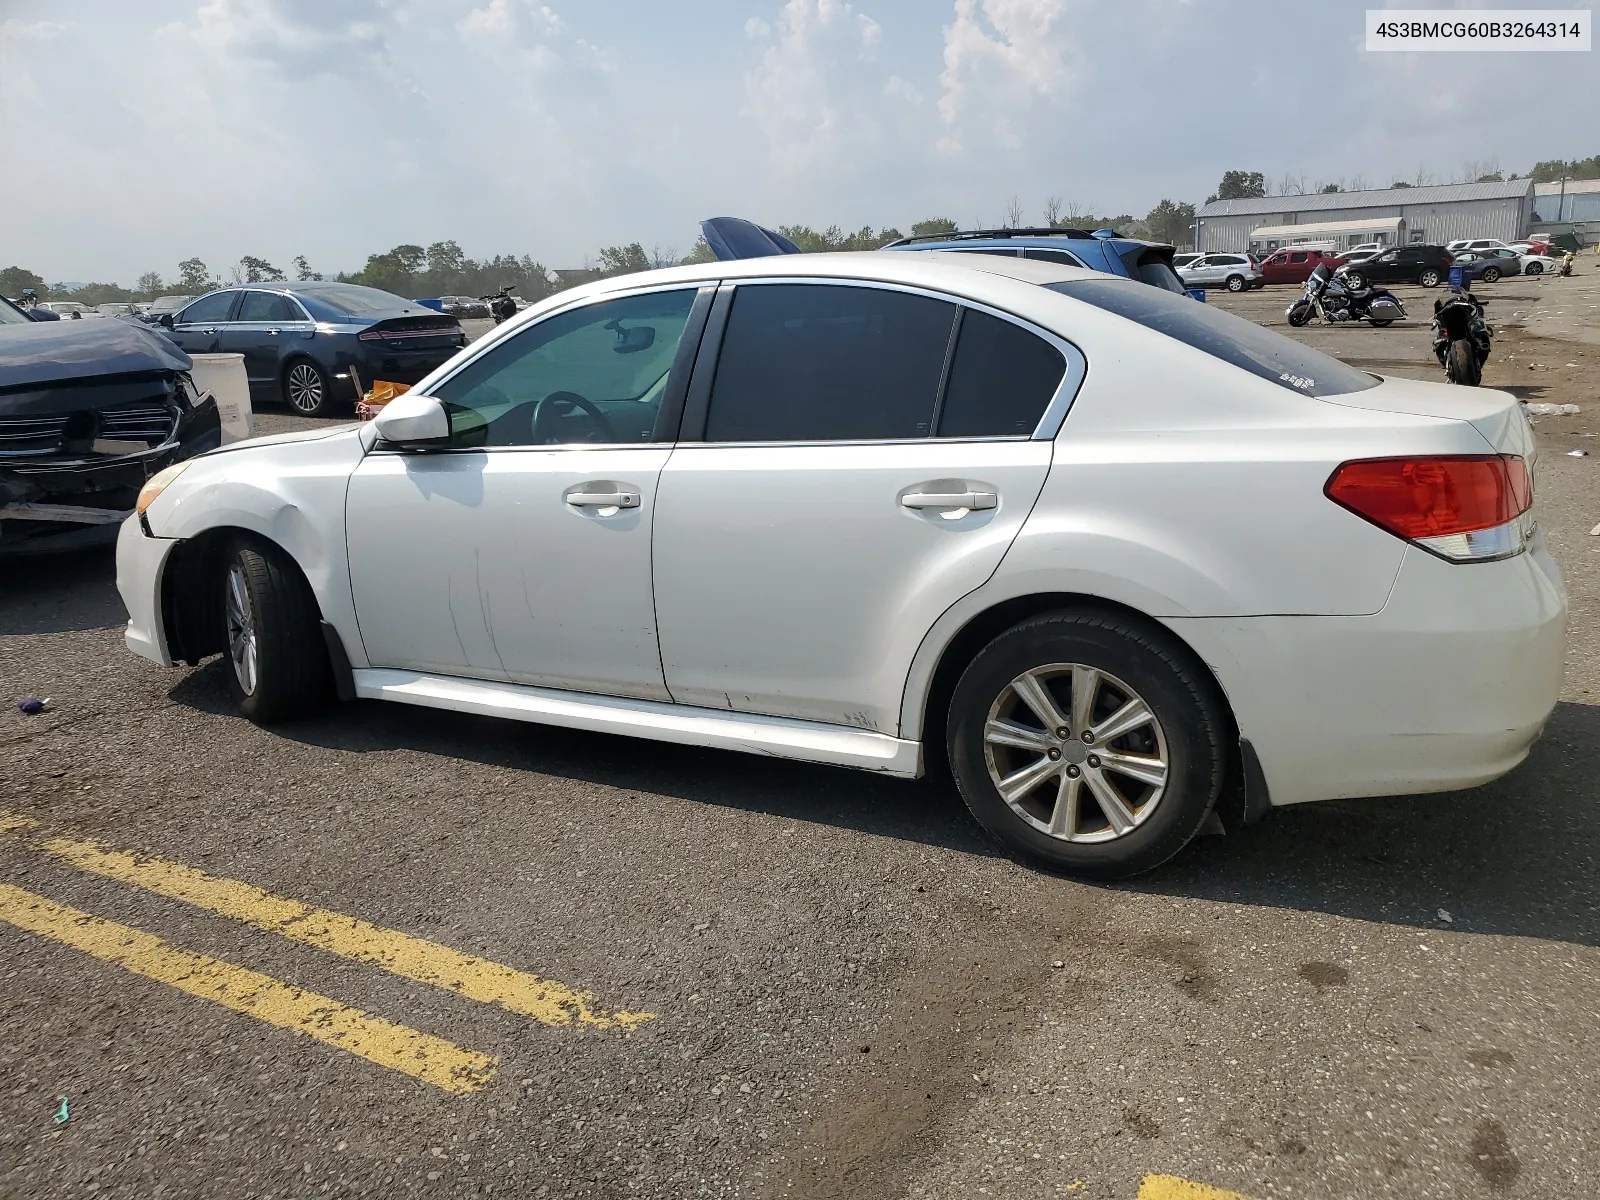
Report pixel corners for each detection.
[1430,287,1491,386]
[481,287,518,324]
[1286,263,1407,328]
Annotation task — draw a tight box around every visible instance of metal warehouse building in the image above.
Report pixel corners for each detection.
[1194,179,1535,254]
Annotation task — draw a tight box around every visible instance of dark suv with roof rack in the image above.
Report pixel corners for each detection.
[881,227,1188,293]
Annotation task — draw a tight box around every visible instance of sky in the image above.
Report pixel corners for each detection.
[1,0,1597,285]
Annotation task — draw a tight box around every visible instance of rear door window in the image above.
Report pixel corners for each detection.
[705,284,956,442]
[1049,277,1378,398]
[237,292,300,323]
[1023,248,1088,268]
[937,310,1066,438]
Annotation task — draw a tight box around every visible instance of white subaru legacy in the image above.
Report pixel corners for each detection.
[118,253,1566,878]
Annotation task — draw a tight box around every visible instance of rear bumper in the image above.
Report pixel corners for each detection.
[1168,528,1567,807]
[116,515,178,666]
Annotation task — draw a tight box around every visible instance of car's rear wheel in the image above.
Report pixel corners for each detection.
[283,358,336,418]
[1225,274,1246,292]
[1480,267,1501,283]
[1419,268,1442,288]
[946,611,1227,879]
[223,537,332,724]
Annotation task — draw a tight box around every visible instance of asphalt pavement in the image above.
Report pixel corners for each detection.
[1,275,1597,1199]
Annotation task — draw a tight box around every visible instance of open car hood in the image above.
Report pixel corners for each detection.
[0,320,191,391]
[700,217,801,261]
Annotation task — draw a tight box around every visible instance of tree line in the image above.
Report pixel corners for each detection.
[11,152,1591,308]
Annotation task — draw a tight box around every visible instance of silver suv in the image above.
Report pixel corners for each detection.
[1177,253,1263,292]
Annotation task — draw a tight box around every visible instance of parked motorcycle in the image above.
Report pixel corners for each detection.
[1286,263,1407,328]
[481,287,518,324]
[1430,287,1492,386]
[1558,252,1576,277]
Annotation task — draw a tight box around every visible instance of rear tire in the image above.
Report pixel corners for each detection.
[1369,318,1394,328]
[1225,275,1245,293]
[222,537,332,724]
[1480,267,1502,283]
[1445,338,1481,386]
[946,610,1228,880]
[1344,271,1367,291]
[1419,268,1441,288]
[282,358,336,418]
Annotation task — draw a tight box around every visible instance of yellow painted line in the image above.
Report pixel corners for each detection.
[23,827,651,1030]
[1139,1176,1255,1200]
[0,812,39,835]
[0,883,495,1094]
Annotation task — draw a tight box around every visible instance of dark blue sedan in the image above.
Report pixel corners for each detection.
[161,282,467,417]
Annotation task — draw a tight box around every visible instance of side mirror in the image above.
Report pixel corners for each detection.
[372,393,450,448]
[159,313,175,329]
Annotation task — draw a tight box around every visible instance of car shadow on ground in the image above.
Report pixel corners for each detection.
[0,547,125,636]
[168,659,1003,859]
[170,660,1600,948]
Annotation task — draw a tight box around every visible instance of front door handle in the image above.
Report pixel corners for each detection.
[901,491,997,510]
[266,328,280,336]
[567,490,640,509]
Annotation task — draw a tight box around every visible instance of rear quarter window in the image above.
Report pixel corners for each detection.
[1049,278,1378,398]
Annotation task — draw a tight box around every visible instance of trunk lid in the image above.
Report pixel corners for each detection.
[1322,373,1532,458]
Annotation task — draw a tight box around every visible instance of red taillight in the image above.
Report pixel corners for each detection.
[1443,253,1454,265]
[1326,455,1531,540]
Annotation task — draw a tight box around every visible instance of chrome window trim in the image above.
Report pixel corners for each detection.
[711,276,1087,442]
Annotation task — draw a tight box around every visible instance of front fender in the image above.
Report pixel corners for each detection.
[143,428,369,666]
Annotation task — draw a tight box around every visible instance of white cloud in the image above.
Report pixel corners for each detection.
[742,0,894,172]
[182,0,393,79]
[0,18,73,42]
[936,0,1077,154]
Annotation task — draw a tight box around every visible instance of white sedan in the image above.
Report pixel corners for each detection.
[118,253,1566,878]
[1518,252,1562,275]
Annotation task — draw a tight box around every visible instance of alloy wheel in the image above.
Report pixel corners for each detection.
[982,663,1169,844]
[225,562,259,696]
[286,363,324,414]
[1420,269,1440,287]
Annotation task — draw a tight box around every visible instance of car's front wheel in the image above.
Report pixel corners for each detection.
[946,611,1228,879]
[1525,261,1543,275]
[1480,267,1502,283]
[283,358,336,418]
[223,537,332,724]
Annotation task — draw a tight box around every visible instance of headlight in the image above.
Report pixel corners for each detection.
[136,461,193,513]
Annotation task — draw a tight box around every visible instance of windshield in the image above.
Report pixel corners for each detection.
[1049,277,1379,398]
[0,297,32,325]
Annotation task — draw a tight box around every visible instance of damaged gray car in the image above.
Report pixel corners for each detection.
[0,312,220,554]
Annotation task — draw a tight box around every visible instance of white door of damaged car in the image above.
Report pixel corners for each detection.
[345,287,707,701]
[652,280,1074,734]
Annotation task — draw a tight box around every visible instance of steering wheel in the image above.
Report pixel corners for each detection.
[530,390,616,444]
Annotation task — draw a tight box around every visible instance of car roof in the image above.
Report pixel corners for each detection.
[494,251,1106,339]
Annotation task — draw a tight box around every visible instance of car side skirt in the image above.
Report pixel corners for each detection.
[351,669,924,777]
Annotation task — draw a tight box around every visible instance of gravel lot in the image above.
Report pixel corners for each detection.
[2,274,1598,1199]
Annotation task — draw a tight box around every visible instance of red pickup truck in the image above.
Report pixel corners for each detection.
[1258,247,1348,284]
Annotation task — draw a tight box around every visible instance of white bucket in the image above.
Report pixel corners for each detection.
[188,353,253,444]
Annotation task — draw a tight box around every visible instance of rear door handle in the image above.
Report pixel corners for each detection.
[901,491,997,510]
[567,490,640,509]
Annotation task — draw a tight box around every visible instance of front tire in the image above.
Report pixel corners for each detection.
[946,611,1228,879]
[223,537,332,723]
[283,358,336,418]
[1225,274,1245,293]
[1287,301,1312,327]
[1419,268,1441,288]
[1525,261,1543,276]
